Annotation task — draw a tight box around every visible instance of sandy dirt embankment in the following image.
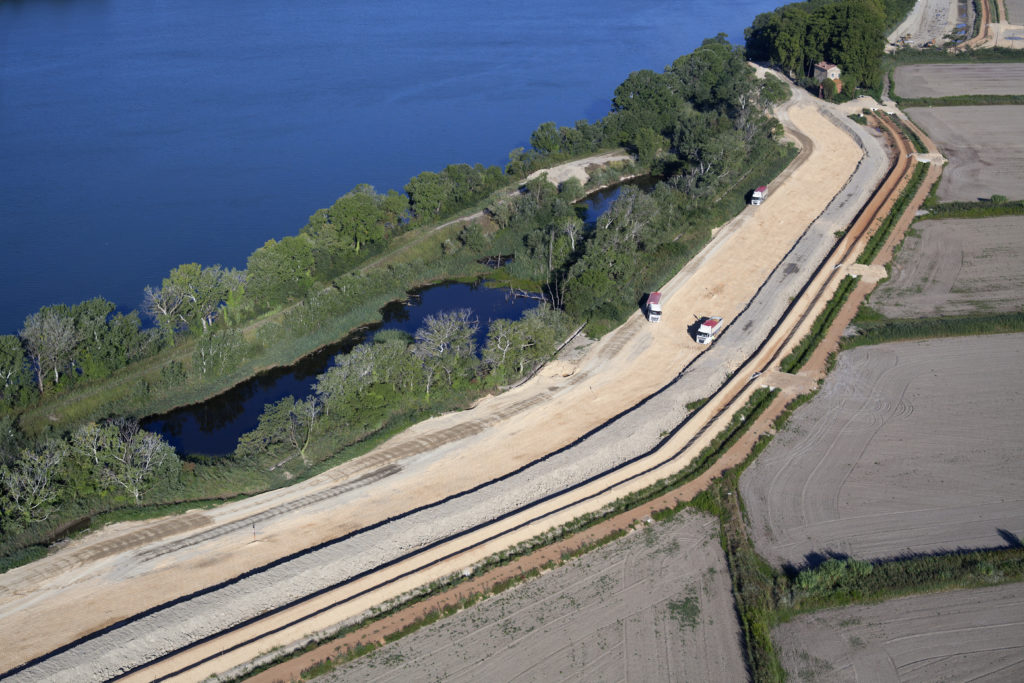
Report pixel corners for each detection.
[0,78,889,682]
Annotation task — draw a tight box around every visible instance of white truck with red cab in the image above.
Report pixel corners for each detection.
[751,185,767,205]
[696,316,723,344]
[645,292,662,322]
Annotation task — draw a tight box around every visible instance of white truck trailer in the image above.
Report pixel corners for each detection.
[695,316,723,344]
[646,292,662,322]
[751,185,767,205]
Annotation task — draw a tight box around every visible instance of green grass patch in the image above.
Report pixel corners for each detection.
[898,93,1024,107]
[919,197,1024,220]
[780,275,859,374]
[857,161,930,265]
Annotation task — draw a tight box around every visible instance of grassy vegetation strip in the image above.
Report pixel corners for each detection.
[897,94,1024,107]
[691,433,787,682]
[892,47,1024,65]
[782,546,1024,617]
[856,161,929,265]
[842,310,1024,349]
[919,198,1024,220]
[779,275,859,374]
[881,112,927,153]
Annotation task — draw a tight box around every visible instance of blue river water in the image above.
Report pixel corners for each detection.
[0,0,780,334]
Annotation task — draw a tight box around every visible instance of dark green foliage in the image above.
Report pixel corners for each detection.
[780,275,859,373]
[785,547,1024,615]
[897,93,1024,107]
[746,0,889,88]
[892,47,1024,65]
[245,235,315,309]
[857,161,929,265]
[919,197,1024,220]
[843,310,1024,349]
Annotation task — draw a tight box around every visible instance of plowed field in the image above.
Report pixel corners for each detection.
[326,513,741,683]
[740,334,1024,569]
[907,105,1024,201]
[871,216,1024,317]
[773,583,1024,682]
[894,64,1024,97]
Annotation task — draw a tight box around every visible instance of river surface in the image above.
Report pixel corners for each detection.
[0,0,781,334]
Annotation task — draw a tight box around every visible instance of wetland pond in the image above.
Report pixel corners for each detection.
[143,281,538,456]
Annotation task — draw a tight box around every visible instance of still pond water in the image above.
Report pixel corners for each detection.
[143,280,538,455]
[0,0,781,334]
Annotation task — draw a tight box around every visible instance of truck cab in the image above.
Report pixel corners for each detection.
[695,316,723,344]
[646,292,662,322]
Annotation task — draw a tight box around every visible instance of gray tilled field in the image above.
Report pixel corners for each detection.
[894,64,1024,97]
[871,216,1024,317]
[773,583,1024,682]
[1007,0,1024,23]
[741,334,1024,568]
[326,513,743,682]
[908,105,1024,201]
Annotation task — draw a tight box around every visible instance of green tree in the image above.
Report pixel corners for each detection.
[0,335,32,408]
[0,441,65,525]
[235,396,321,469]
[413,309,479,397]
[246,235,315,308]
[71,419,175,503]
[20,305,80,392]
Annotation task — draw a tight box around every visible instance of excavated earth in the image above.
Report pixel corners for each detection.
[0,82,890,682]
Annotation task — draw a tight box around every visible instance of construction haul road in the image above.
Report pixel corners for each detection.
[0,78,902,682]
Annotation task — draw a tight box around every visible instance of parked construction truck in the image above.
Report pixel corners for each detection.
[751,185,767,205]
[646,292,662,322]
[696,316,723,344]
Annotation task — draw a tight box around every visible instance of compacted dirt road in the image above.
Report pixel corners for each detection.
[0,79,888,682]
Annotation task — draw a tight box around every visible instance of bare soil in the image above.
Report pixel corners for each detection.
[894,63,1024,97]
[741,333,1024,569]
[323,513,742,683]
[1008,0,1024,22]
[886,0,963,48]
[870,215,1024,317]
[773,583,1024,682]
[0,86,887,681]
[906,105,1024,201]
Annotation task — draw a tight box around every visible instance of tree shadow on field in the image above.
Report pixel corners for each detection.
[997,528,1023,548]
[784,550,851,576]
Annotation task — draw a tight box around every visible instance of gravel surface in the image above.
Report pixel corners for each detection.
[0,89,888,682]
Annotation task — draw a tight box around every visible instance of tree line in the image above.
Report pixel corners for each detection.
[745,0,916,91]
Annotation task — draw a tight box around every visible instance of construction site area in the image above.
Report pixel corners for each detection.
[3,16,1024,682]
